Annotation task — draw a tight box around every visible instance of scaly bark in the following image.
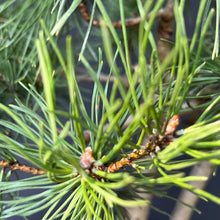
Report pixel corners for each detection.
[0,160,46,175]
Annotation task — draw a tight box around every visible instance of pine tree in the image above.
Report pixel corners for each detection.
[0,0,220,219]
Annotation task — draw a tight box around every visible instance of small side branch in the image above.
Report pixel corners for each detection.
[78,0,141,28]
[76,73,130,88]
[0,160,46,175]
[78,0,174,30]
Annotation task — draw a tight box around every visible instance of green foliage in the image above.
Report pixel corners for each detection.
[0,0,220,219]
[0,0,54,104]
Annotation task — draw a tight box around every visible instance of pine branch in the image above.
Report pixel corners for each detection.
[0,160,46,175]
[78,0,141,28]
[75,72,130,88]
[107,115,179,173]
[78,0,174,30]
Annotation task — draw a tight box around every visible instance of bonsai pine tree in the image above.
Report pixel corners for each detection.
[0,0,220,219]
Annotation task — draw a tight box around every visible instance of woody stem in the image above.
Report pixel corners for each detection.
[0,160,46,175]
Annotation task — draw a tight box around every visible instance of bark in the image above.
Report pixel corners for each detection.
[170,162,215,220]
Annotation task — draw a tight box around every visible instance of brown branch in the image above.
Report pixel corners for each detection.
[76,73,130,88]
[107,115,179,173]
[0,160,46,175]
[107,149,147,173]
[78,0,173,29]
[170,161,215,220]
[78,1,141,28]
[157,0,174,63]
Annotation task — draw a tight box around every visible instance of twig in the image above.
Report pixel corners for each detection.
[157,0,174,62]
[0,160,46,175]
[78,0,173,29]
[78,0,141,28]
[170,161,215,220]
[107,115,179,173]
[76,73,130,88]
